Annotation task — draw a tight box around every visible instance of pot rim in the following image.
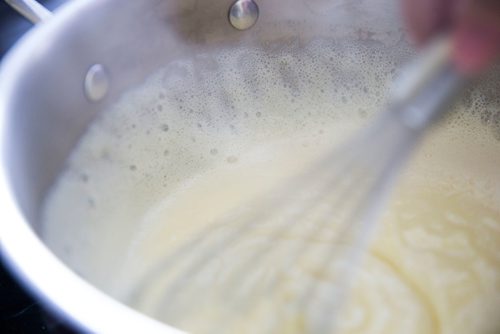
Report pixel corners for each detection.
[0,0,178,332]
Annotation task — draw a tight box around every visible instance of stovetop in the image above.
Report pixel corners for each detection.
[1,1,78,333]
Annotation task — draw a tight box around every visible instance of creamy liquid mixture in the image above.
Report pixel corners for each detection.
[41,40,500,333]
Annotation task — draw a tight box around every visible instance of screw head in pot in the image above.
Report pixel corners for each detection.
[228,0,259,31]
[84,64,109,102]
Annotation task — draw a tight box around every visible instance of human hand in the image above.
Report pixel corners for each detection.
[403,0,500,73]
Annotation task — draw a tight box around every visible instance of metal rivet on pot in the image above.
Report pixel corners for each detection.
[228,0,259,31]
[84,64,109,102]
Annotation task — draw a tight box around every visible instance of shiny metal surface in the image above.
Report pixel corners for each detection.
[4,0,52,23]
[228,0,259,30]
[0,0,181,332]
[84,63,109,102]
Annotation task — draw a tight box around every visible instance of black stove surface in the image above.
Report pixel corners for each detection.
[0,265,75,333]
[1,1,78,333]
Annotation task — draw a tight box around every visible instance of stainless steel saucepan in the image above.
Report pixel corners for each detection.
[1,0,499,332]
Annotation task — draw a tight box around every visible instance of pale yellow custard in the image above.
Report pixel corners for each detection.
[41,41,500,333]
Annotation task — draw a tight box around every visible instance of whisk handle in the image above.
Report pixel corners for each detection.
[394,64,465,131]
[390,37,467,131]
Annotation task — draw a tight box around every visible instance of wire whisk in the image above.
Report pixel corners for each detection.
[126,38,465,333]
